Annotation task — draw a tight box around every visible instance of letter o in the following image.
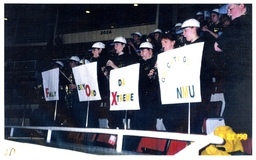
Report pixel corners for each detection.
[161,77,165,82]
[118,79,122,86]
[85,85,91,96]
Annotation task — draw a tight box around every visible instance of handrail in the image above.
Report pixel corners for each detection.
[5,125,224,156]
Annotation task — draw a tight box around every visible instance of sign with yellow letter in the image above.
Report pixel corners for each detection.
[157,42,204,104]
[42,68,59,101]
[72,62,101,101]
[109,63,140,111]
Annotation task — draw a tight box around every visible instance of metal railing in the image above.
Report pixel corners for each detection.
[5,125,224,156]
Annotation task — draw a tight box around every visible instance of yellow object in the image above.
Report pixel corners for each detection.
[201,126,244,155]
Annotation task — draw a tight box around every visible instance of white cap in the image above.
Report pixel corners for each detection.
[131,32,142,37]
[153,29,162,34]
[92,42,105,49]
[70,56,80,62]
[55,61,64,67]
[175,23,182,27]
[181,19,200,28]
[196,11,203,16]
[113,36,127,44]
[211,8,219,14]
[139,42,153,49]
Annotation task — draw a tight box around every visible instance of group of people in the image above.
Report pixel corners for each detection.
[33,3,252,148]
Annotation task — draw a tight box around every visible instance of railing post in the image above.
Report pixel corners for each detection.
[46,129,52,143]
[10,127,14,137]
[116,133,123,153]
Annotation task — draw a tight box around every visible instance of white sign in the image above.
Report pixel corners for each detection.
[157,42,204,104]
[72,62,101,101]
[42,68,59,101]
[109,63,140,111]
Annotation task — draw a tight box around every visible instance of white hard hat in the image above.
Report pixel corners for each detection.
[55,61,64,67]
[181,18,200,28]
[139,42,153,49]
[211,8,220,14]
[196,11,203,16]
[70,56,80,62]
[131,32,142,37]
[153,29,162,34]
[113,36,127,44]
[92,42,105,49]
[175,23,182,27]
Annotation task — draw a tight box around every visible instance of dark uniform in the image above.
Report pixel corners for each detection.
[128,40,142,62]
[89,54,110,128]
[131,55,160,130]
[203,22,223,45]
[125,54,160,152]
[216,9,252,137]
[66,70,87,128]
[187,37,215,134]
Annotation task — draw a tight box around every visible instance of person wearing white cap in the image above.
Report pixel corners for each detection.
[195,11,206,27]
[88,41,110,128]
[105,36,135,71]
[181,18,201,43]
[52,60,72,126]
[174,23,182,32]
[126,41,161,150]
[69,56,80,66]
[89,42,105,63]
[151,29,163,54]
[68,55,80,91]
[131,41,160,130]
[105,36,136,129]
[128,32,143,61]
[53,60,64,69]
[182,18,216,134]
[66,55,89,128]
[201,8,222,44]
[196,11,203,16]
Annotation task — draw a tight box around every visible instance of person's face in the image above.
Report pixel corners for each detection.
[183,27,197,42]
[69,61,79,68]
[227,4,244,20]
[196,15,204,22]
[154,33,160,40]
[53,64,62,69]
[161,38,175,51]
[92,48,101,58]
[175,26,181,31]
[140,49,152,61]
[133,35,140,41]
[114,43,125,53]
[211,13,219,23]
